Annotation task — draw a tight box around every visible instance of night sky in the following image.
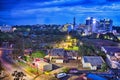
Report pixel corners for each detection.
[0,0,120,25]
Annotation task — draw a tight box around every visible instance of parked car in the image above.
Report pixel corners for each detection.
[56,73,67,78]
[69,68,79,74]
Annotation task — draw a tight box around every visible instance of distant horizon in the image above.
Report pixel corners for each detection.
[1,20,120,27]
[2,23,120,27]
[1,0,120,26]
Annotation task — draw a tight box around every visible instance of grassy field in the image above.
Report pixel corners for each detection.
[64,46,79,51]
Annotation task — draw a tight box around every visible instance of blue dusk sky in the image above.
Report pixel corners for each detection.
[0,0,120,25]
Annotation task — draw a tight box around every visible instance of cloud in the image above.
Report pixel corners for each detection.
[1,0,120,25]
[101,3,120,11]
[11,3,120,17]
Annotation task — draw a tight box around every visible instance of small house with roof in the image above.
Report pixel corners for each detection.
[45,48,78,63]
[82,56,104,70]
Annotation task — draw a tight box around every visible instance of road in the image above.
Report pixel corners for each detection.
[0,48,34,80]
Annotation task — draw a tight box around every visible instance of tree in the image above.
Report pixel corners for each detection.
[101,63,108,72]
[62,67,70,73]
[31,51,46,58]
[97,51,106,60]
[78,44,95,56]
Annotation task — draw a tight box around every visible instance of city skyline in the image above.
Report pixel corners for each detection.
[0,0,120,25]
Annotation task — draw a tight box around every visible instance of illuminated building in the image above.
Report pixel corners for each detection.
[85,17,98,33]
[99,19,113,32]
[0,25,12,32]
[86,17,93,25]
[73,17,76,28]
[92,18,97,32]
[62,24,73,32]
[85,17,113,34]
[86,17,92,32]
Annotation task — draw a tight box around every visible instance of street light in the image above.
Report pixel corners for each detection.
[36,63,39,75]
[67,35,71,40]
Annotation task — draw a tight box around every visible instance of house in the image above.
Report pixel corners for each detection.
[45,48,65,63]
[87,73,107,80]
[82,56,104,70]
[45,48,78,63]
[75,73,107,80]
[101,46,120,54]
[32,58,52,71]
[0,25,12,32]
[74,73,92,80]
[101,46,120,69]
[66,50,78,60]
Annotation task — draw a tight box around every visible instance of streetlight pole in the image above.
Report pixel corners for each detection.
[37,63,39,75]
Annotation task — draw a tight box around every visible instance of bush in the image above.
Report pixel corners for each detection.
[32,51,46,58]
[62,67,70,73]
[101,63,108,72]
[26,67,38,74]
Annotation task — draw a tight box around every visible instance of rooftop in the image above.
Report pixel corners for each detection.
[50,48,65,56]
[102,46,120,53]
[83,56,104,66]
[49,48,78,57]
[87,73,107,80]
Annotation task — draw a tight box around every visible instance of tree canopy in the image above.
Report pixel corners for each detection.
[31,51,46,58]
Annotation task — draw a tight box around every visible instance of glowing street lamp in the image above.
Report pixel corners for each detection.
[36,62,39,75]
[37,63,39,74]
[67,35,71,40]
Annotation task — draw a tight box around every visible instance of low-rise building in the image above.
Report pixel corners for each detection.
[82,56,104,70]
[101,46,120,69]
[45,48,78,63]
[115,34,120,40]
[87,73,107,80]
[32,58,52,71]
[0,25,12,32]
[74,73,107,80]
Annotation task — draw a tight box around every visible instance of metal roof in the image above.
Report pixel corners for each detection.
[83,56,104,66]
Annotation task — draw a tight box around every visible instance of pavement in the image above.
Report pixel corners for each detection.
[0,48,36,80]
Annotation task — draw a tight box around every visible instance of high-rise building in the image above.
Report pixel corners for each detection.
[86,17,94,25]
[85,17,113,33]
[99,19,113,32]
[86,17,92,32]
[99,19,105,30]
[73,17,76,28]
[85,17,98,33]
[92,18,97,32]
[86,17,91,25]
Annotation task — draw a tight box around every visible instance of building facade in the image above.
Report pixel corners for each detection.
[0,25,12,32]
[99,19,113,32]
[85,17,99,33]
[82,56,104,70]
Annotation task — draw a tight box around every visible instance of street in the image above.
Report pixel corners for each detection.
[0,48,34,80]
